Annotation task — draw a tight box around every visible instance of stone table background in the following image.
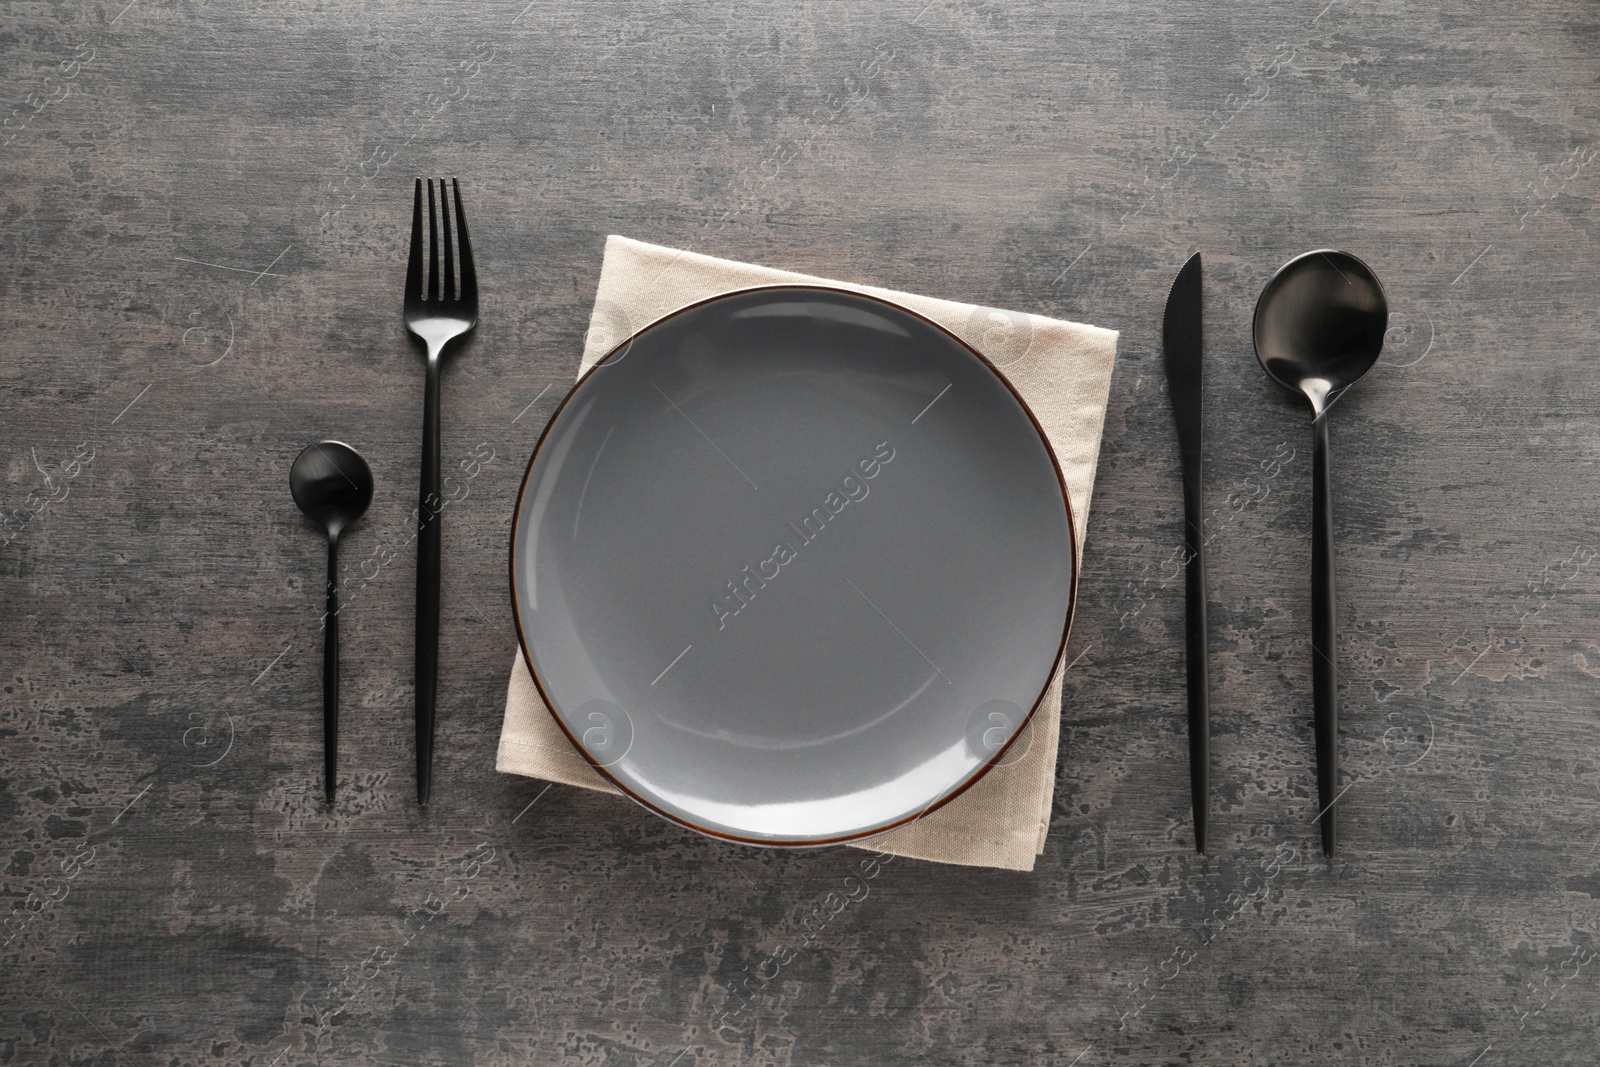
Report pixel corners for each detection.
[3,1,1598,1064]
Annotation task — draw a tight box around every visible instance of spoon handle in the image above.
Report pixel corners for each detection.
[325,536,340,805]
[1312,413,1338,857]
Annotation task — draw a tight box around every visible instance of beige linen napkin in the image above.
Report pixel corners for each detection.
[498,236,1118,871]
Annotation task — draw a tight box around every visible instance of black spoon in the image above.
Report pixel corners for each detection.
[1253,249,1387,858]
[290,441,375,804]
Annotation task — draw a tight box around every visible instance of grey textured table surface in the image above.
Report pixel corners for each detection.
[3,1,1598,1064]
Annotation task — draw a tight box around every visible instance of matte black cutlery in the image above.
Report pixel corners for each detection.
[290,441,375,804]
[1162,252,1210,854]
[405,177,479,806]
[1252,249,1387,857]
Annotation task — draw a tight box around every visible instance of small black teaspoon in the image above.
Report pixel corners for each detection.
[290,441,375,804]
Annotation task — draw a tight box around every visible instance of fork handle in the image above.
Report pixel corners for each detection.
[416,352,442,806]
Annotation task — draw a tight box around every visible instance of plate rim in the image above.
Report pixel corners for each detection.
[508,282,1079,846]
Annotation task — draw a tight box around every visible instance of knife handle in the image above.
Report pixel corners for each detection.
[1311,413,1338,857]
[1182,482,1210,854]
[416,353,442,806]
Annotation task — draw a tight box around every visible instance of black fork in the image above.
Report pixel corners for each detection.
[403,177,479,806]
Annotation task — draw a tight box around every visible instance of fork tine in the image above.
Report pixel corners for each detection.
[452,177,475,304]
[426,179,440,302]
[406,178,423,302]
[440,177,455,302]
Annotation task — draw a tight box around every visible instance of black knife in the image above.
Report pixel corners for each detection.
[1162,252,1209,853]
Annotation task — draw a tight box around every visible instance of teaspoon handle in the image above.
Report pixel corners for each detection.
[1311,413,1337,857]
[325,536,340,805]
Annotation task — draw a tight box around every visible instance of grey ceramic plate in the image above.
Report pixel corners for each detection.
[511,285,1076,846]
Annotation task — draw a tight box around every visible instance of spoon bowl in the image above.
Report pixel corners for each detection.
[1253,249,1388,416]
[1252,249,1387,859]
[290,441,374,804]
[291,441,374,541]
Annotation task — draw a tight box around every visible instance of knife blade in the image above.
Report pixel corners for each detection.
[1162,251,1210,854]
